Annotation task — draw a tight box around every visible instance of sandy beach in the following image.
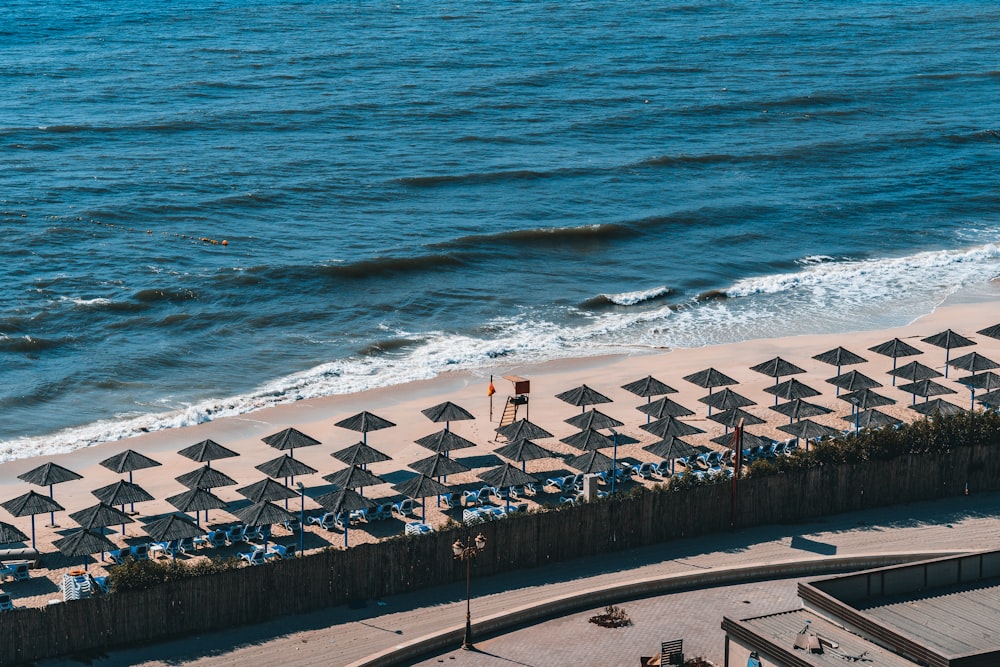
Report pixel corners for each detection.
[3,299,1000,608]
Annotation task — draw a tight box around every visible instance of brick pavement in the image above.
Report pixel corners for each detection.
[37,492,1000,667]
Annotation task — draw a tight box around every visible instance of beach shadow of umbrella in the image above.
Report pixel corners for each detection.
[53,528,117,570]
[177,439,239,468]
[17,462,82,528]
[555,384,613,414]
[2,490,64,550]
[922,329,975,378]
[335,412,395,446]
[869,338,923,385]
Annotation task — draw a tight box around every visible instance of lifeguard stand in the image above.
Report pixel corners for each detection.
[497,375,530,430]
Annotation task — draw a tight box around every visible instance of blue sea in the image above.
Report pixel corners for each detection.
[2,0,999,460]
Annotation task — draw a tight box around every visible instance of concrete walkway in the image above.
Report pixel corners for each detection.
[40,492,1000,667]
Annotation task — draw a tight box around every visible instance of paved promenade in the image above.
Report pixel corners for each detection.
[41,492,1000,667]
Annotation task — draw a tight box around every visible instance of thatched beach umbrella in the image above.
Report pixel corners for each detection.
[237,478,299,504]
[641,416,705,438]
[177,439,239,468]
[711,431,775,453]
[638,396,695,420]
[323,465,385,491]
[839,388,896,412]
[869,338,923,384]
[313,488,376,547]
[957,371,1000,410]
[561,428,615,451]
[777,419,840,449]
[257,454,317,480]
[897,379,957,405]
[53,528,116,570]
[335,411,395,445]
[92,480,154,535]
[421,401,474,431]
[622,376,677,422]
[644,437,701,475]
[763,378,822,406]
[0,521,28,545]
[332,441,393,470]
[700,388,756,412]
[145,513,204,553]
[749,357,806,385]
[888,360,942,383]
[176,465,237,491]
[556,384,613,413]
[910,399,965,417]
[100,449,161,513]
[827,370,882,394]
[565,409,624,431]
[947,351,999,376]
[262,427,322,458]
[18,462,82,528]
[230,501,296,551]
[166,487,228,526]
[770,399,832,424]
[69,502,133,532]
[976,388,1000,409]
[843,408,902,434]
[410,452,471,479]
[392,474,452,523]
[1,490,64,549]
[813,346,867,381]
[922,329,975,378]
[977,323,1000,340]
[414,430,477,456]
[566,450,615,475]
[495,418,553,442]
[477,463,538,510]
[709,408,766,432]
[494,438,557,472]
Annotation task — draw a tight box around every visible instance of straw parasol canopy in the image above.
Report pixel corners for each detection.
[888,360,942,383]
[176,465,237,490]
[711,431,775,451]
[770,399,832,423]
[683,368,738,394]
[843,408,902,431]
[314,488,376,515]
[420,401,474,430]
[414,430,478,454]
[637,396,695,420]
[644,436,701,461]
[839,388,896,411]
[477,462,538,490]
[323,465,385,491]
[749,357,806,384]
[641,416,705,438]
[958,371,1000,392]
[332,441,393,466]
[335,411,395,444]
[947,351,999,375]
[763,378,822,405]
[230,500,295,527]
[555,384,613,412]
[100,449,162,476]
[166,487,228,515]
[622,376,677,398]
[827,370,882,393]
[262,427,322,455]
[699,388,755,414]
[494,438,557,471]
[976,388,1000,408]
[53,528,116,561]
[709,408,766,429]
[69,502,133,530]
[2,490,64,549]
[561,428,615,451]
[496,419,553,442]
[409,453,471,478]
[177,439,239,466]
[977,323,1000,340]
[17,461,83,527]
[897,379,957,405]
[565,409,624,431]
[812,346,868,376]
[92,480,154,508]
[565,450,615,474]
[910,399,965,417]
[145,513,205,543]
[922,329,975,377]
[237,478,300,503]
[777,419,841,441]
[0,521,28,545]
[256,455,318,480]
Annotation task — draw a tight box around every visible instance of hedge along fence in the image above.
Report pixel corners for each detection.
[3,420,1000,665]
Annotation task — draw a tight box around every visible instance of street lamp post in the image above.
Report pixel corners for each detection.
[452,533,487,650]
[609,429,619,495]
[296,481,305,556]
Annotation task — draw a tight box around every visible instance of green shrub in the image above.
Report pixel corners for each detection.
[107,556,241,592]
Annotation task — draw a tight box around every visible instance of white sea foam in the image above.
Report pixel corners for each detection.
[602,285,671,306]
[3,240,998,462]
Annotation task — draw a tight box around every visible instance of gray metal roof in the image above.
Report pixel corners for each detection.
[726,608,917,666]
[860,579,1000,658]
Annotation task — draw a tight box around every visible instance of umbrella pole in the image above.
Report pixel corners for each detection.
[31,515,36,551]
[48,485,58,527]
[610,431,618,495]
[344,526,349,548]
[945,350,950,378]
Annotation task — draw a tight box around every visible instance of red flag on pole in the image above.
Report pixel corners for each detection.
[487,381,496,396]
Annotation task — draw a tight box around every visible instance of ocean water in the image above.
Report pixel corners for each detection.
[2,0,999,459]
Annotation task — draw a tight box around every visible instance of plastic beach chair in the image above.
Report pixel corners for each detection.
[0,593,15,611]
[239,549,266,566]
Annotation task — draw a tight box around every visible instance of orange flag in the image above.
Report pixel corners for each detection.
[487,381,496,396]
